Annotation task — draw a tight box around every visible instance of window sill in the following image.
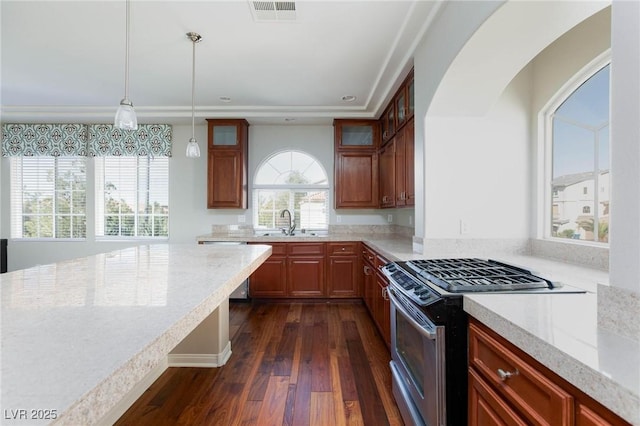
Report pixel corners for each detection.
[531,238,609,271]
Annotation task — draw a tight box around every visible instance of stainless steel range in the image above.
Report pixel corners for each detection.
[382,258,585,426]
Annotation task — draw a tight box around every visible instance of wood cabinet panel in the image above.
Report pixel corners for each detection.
[363,260,375,314]
[287,242,325,256]
[469,321,574,426]
[379,142,395,208]
[288,257,325,297]
[327,242,358,256]
[327,256,360,298]
[375,271,391,347]
[469,368,528,426]
[404,119,415,206]
[335,151,379,208]
[249,257,287,298]
[207,119,248,209]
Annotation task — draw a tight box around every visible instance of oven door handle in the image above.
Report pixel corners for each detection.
[388,288,437,340]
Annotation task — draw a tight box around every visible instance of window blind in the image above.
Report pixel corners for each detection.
[95,156,169,238]
[11,157,87,239]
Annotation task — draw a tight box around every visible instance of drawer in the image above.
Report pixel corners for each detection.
[469,321,573,426]
[287,242,325,256]
[249,242,286,256]
[362,244,376,264]
[375,253,389,272]
[327,242,359,256]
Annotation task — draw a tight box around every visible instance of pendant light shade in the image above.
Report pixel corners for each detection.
[115,0,138,130]
[186,32,203,158]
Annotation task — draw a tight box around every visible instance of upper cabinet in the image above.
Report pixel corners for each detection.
[334,119,380,209]
[207,119,249,209]
[334,119,380,150]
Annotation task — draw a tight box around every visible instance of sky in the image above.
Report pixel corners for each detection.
[552,64,610,178]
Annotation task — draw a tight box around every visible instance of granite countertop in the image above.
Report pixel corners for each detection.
[0,243,272,425]
[197,232,638,424]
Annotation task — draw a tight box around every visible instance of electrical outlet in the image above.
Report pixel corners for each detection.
[459,219,470,235]
[336,215,342,223]
[238,215,246,223]
[387,214,393,223]
[409,215,413,226]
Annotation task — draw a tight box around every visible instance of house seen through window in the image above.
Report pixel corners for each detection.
[550,63,610,243]
[253,151,329,233]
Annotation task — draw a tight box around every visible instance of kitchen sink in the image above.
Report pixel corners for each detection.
[254,231,327,238]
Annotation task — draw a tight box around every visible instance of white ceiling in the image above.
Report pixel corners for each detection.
[1,0,436,125]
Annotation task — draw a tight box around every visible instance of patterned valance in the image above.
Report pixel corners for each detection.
[2,123,172,157]
[2,123,87,157]
[88,124,172,157]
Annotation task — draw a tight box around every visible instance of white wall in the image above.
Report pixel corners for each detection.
[609,0,640,294]
[423,67,531,239]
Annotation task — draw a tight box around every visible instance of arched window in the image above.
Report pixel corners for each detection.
[547,62,610,243]
[253,151,329,232]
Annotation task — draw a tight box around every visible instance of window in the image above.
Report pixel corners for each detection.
[548,63,610,243]
[95,156,169,238]
[11,157,87,239]
[253,151,329,232]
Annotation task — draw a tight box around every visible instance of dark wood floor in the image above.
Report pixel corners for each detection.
[116,300,403,425]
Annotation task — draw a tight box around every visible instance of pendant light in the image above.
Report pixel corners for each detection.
[185,32,203,158]
[114,0,138,130]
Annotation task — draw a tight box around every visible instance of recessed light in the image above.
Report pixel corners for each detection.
[341,95,356,102]
[219,96,232,103]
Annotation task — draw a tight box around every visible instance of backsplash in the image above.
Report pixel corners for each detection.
[208,224,414,237]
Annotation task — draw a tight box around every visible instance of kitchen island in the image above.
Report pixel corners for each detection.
[0,243,271,425]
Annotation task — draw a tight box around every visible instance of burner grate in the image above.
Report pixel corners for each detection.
[406,258,552,292]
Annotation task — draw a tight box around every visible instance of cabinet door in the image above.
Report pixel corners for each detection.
[327,256,360,297]
[395,88,407,129]
[249,257,287,297]
[334,119,379,150]
[382,105,395,142]
[407,74,414,119]
[404,119,415,206]
[363,261,375,316]
[207,119,248,209]
[395,130,406,207]
[288,257,325,297]
[335,151,379,208]
[469,368,528,426]
[469,322,574,426]
[375,272,391,347]
[207,150,245,208]
[379,142,396,208]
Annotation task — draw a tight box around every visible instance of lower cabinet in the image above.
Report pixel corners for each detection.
[361,243,391,347]
[248,243,287,298]
[249,241,360,298]
[468,319,631,426]
[327,242,360,298]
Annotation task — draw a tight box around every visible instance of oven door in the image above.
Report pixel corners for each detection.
[388,287,446,426]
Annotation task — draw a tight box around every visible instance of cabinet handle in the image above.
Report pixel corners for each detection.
[364,266,372,275]
[497,368,519,381]
[341,247,346,251]
[382,286,389,300]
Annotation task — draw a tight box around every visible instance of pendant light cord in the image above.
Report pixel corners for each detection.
[191,38,196,139]
[124,0,131,100]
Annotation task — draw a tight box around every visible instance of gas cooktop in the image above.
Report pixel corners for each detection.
[405,258,553,293]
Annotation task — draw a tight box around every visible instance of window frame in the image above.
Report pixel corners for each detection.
[539,51,611,246]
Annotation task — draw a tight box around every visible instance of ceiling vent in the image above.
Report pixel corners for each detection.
[249,1,296,21]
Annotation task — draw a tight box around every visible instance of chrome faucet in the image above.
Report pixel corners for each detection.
[280,209,296,236]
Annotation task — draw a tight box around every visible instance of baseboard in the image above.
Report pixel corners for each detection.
[167,341,232,367]
[97,359,168,426]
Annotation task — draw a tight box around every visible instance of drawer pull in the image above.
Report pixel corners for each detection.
[497,368,519,381]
